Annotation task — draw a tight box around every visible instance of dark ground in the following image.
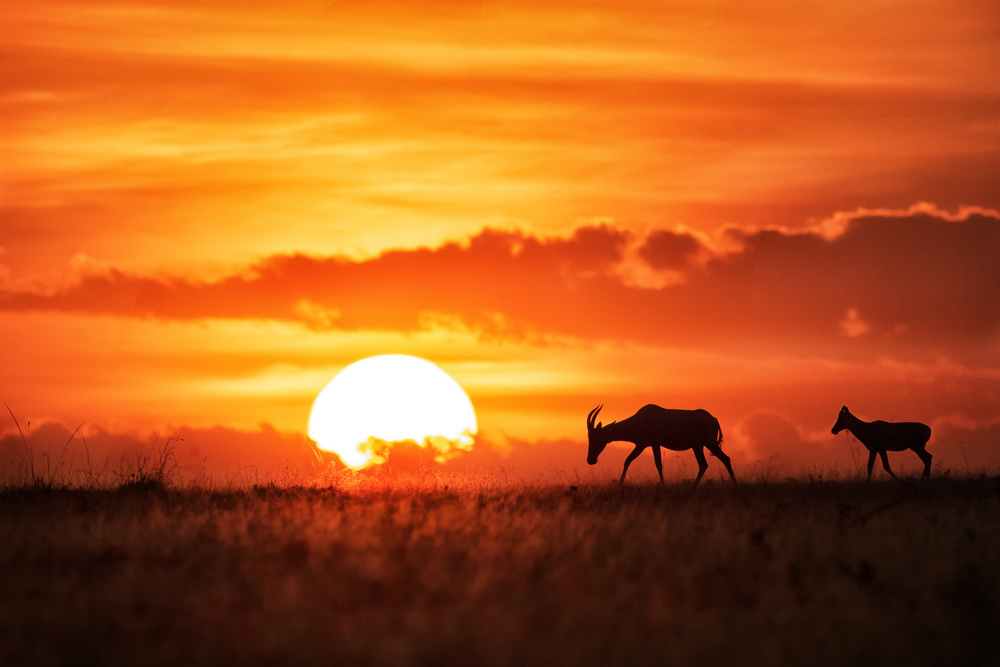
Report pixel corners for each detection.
[1,476,998,666]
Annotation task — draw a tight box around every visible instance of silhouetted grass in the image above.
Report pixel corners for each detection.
[1,476,998,666]
[0,406,182,491]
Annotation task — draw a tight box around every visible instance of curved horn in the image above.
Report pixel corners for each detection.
[587,405,603,432]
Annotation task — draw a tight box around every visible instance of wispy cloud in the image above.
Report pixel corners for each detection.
[4,1,999,281]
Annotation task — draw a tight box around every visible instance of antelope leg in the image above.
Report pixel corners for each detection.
[693,447,708,484]
[878,450,897,479]
[620,445,644,485]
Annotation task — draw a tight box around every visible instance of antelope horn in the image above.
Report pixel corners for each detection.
[587,405,603,431]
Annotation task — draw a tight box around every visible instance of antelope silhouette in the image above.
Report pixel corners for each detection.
[587,404,737,484]
[831,405,932,480]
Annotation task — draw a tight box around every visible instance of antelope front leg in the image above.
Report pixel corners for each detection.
[620,445,644,485]
[866,450,877,481]
[652,445,664,484]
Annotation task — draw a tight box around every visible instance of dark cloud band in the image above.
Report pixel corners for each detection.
[2,210,997,360]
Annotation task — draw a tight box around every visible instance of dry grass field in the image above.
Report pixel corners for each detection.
[1,475,998,666]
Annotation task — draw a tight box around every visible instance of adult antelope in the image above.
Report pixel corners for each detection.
[586,404,736,484]
[831,406,932,480]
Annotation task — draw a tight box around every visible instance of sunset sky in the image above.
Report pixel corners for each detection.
[3,0,999,481]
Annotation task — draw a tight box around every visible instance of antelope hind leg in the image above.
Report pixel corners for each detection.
[692,447,708,484]
[916,448,932,480]
[708,443,737,483]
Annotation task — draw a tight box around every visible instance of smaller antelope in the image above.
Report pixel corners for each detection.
[831,406,932,480]
[587,404,737,484]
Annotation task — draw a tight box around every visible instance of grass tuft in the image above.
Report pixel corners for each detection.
[111,436,180,493]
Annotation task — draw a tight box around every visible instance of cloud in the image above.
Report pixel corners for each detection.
[738,411,852,477]
[929,417,1000,472]
[5,2,1000,287]
[0,417,607,484]
[639,229,707,270]
[1,208,997,360]
[733,409,1000,480]
[0,422,322,484]
[838,308,870,338]
[3,411,997,484]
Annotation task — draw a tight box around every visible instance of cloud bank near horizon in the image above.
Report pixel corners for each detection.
[3,414,998,485]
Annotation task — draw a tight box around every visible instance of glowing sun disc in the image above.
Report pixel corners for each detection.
[308,355,477,468]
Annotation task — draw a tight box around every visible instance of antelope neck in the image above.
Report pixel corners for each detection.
[598,419,631,444]
[842,411,870,436]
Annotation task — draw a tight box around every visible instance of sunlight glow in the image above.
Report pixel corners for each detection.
[308,355,477,468]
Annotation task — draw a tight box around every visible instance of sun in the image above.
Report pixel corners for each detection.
[308,355,477,468]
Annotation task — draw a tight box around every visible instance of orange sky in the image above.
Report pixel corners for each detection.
[2,1,999,481]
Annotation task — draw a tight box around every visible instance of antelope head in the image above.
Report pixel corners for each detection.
[831,405,851,435]
[586,404,606,465]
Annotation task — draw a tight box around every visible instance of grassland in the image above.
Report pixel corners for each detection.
[1,476,998,666]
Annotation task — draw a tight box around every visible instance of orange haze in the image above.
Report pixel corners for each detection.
[2,1,999,481]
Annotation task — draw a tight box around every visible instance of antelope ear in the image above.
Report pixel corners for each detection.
[597,421,602,429]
